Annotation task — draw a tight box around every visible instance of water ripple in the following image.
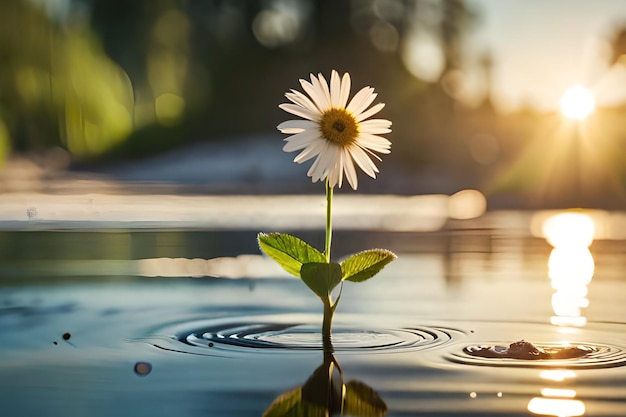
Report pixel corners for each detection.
[442,321,626,370]
[149,314,466,355]
[446,341,626,369]
[148,316,626,370]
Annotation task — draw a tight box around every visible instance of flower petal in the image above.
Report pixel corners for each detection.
[331,146,344,188]
[347,87,377,117]
[279,103,318,121]
[346,87,371,114]
[320,143,338,178]
[360,118,392,127]
[313,73,332,111]
[343,147,359,190]
[279,127,304,134]
[306,152,325,183]
[349,145,379,178]
[359,119,392,134]
[294,139,325,164]
[277,119,317,134]
[356,102,385,122]
[330,70,341,108]
[327,156,339,188]
[282,130,321,152]
[311,142,335,183]
[300,78,328,112]
[339,72,351,108]
[357,133,392,153]
[286,90,322,117]
[360,145,383,161]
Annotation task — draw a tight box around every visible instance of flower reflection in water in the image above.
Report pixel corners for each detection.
[542,212,596,328]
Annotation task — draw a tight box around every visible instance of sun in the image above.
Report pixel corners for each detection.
[559,85,595,120]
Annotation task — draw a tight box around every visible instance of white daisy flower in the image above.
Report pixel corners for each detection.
[277,70,392,190]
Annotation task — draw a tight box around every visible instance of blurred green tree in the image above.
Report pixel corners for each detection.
[1,0,479,172]
[0,0,134,161]
[85,0,477,168]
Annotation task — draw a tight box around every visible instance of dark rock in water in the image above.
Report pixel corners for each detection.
[466,340,595,360]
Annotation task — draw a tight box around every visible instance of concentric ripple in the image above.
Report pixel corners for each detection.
[149,314,465,355]
[446,342,626,369]
[442,321,626,370]
[148,317,626,369]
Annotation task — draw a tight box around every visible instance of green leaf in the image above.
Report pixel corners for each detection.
[258,233,325,277]
[300,262,343,299]
[343,380,388,417]
[341,249,397,283]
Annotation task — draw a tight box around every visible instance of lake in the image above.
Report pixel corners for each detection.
[0,195,625,416]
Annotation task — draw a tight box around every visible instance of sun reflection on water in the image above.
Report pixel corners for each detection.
[528,370,585,417]
[539,370,577,382]
[527,397,585,417]
[540,212,596,328]
[524,212,595,417]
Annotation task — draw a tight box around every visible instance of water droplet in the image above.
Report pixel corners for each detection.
[134,362,152,376]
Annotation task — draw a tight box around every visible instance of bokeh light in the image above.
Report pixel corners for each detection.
[448,189,487,220]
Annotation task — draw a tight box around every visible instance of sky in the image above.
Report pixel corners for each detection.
[467,0,626,113]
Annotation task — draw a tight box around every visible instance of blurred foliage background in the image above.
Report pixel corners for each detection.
[1,0,626,207]
[1,0,476,157]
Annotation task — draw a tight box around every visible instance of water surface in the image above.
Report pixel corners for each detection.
[1,210,625,416]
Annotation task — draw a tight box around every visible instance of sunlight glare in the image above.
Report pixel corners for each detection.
[540,388,577,398]
[542,212,595,327]
[540,370,577,382]
[559,85,595,120]
[527,397,585,417]
[542,212,595,248]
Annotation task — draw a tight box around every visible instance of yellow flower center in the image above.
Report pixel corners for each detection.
[319,108,359,147]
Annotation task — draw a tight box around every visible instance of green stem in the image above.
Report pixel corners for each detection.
[325,179,333,263]
[322,179,336,348]
[322,297,334,351]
